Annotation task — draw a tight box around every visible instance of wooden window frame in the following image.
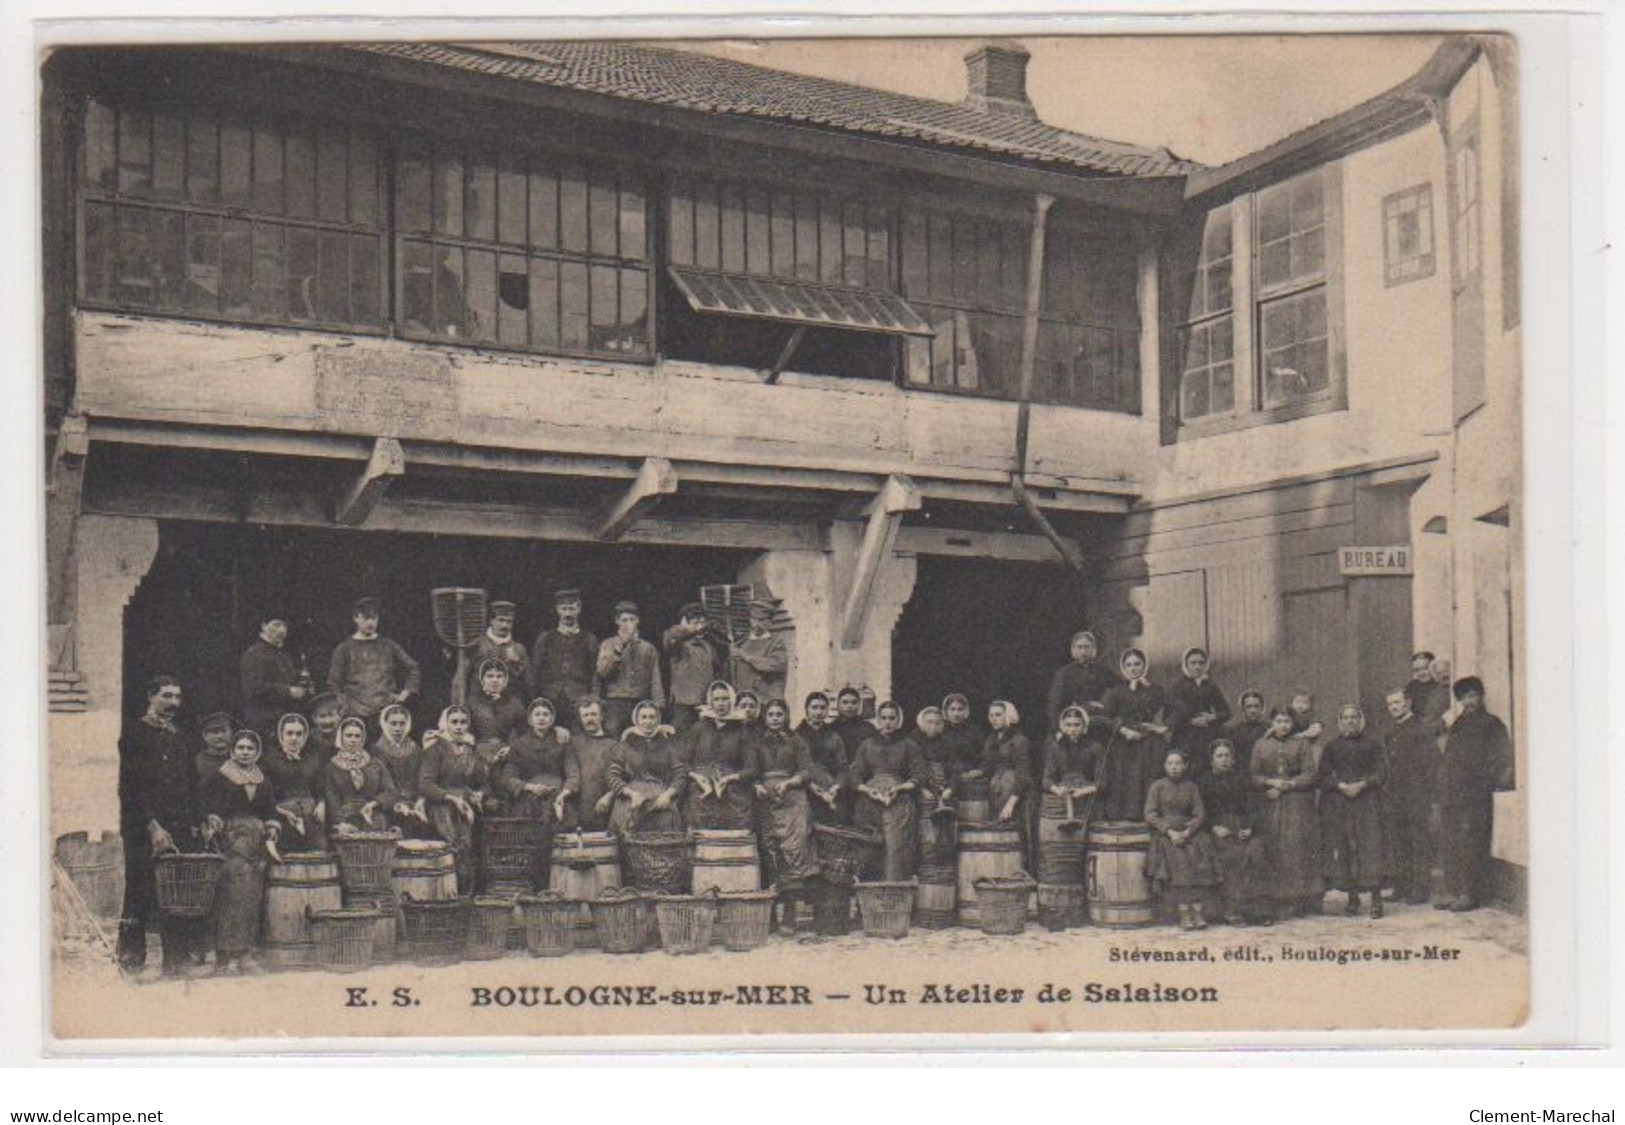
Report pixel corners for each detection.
[1177,203,1237,425]
[76,95,389,336]
[394,136,654,363]
[1382,183,1436,288]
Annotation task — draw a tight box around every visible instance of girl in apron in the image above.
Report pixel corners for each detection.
[753,699,821,892]
[499,697,570,822]
[1100,649,1170,822]
[848,701,925,881]
[200,730,280,975]
[984,700,1035,867]
[325,716,399,832]
[262,713,327,852]
[1250,707,1323,918]
[607,700,686,835]
[419,705,489,896]
[684,681,757,830]
[1144,749,1221,930]
[374,703,432,837]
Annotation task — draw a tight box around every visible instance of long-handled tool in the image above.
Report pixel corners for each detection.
[431,587,488,707]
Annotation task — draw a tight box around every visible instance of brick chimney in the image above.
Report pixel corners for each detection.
[963,41,1036,119]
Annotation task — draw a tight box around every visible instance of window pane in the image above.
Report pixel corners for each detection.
[589,264,619,350]
[1259,240,1291,289]
[589,178,618,258]
[529,257,559,347]
[1211,362,1235,413]
[185,116,218,204]
[82,202,115,301]
[497,157,527,246]
[286,129,316,219]
[431,243,463,336]
[1182,324,1208,371]
[901,209,928,296]
[744,187,771,276]
[316,229,350,324]
[866,208,890,291]
[667,179,694,266]
[464,247,497,342]
[619,268,648,346]
[693,182,720,270]
[401,239,434,331]
[84,99,117,190]
[528,168,558,251]
[559,165,588,253]
[1261,298,1296,349]
[252,125,284,214]
[1256,184,1291,243]
[117,107,151,196]
[794,193,819,280]
[317,127,349,225]
[1294,226,1325,278]
[220,122,252,207]
[842,202,866,288]
[1202,206,1232,260]
[434,151,464,237]
[497,252,528,347]
[151,114,186,201]
[904,335,932,385]
[287,226,317,320]
[1182,370,1211,420]
[721,184,748,273]
[250,221,286,318]
[619,185,646,262]
[185,212,221,314]
[220,217,252,316]
[465,155,497,242]
[114,205,154,304]
[351,234,380,324]
[397,147,431,234]
[560,261,589,348]
[952,219,979,304]
[349,133,379,227]
[1291,174,1324,231]
[770,189,794,277]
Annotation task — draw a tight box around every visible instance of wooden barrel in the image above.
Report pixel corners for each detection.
[956,824,1022,925]
[264,853,343,970]
[55,831,124,921]
[956,777,991,825]
[914,878,957,927]
[345,887,399,960]
[691,830,760,894]
[1085,820,1154,928]
[548,831,620,949]
[392,841,459,903]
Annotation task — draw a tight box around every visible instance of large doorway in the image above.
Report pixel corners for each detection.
[123,521,753,728]
[891,556,1093,735]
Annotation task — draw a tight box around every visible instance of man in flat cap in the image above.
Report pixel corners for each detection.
[327,597,421,736]
[1435,675,1515,912]
[532,588,599,730]
[596,599,663,736]
[729,599,788,704]
[239,610,308,739]
[663,601,719,734]
[465,599,530,700]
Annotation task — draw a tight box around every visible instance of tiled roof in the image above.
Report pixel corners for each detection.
[352,40,1200,179]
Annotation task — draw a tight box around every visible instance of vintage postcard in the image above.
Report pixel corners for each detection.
[41,29,1531,1043]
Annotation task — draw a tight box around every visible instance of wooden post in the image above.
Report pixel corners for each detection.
[46,413,90,644]
[596,456,679,541]
[763,326,807,385]
[838,474,922,649]
[335,436,406,526]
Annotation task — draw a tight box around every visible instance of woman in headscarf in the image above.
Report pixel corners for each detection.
[1250,706,1323,918]
[1166,647,1232,775]
[418,704,489,895]
[468,659,527,813]
[324,716,400,833]
[735,690,763,727]
[261,712,327,852]
[1040,705,1107,851]
[606,700,686,836]
[1319,704,1389,918]
[374,703,431,837]
[912,706,958,860]
[753,699,821,896]
[200,729,280,974]
[983,701,1035,864]
[796,691,849,826]
[498,697,570,822]
[1200,739,1273,926]
[1100,649,1170,822]
[1046,631,1121,730]
[682,681,758,830]
[847,700,926,881]
[939,692,986,792]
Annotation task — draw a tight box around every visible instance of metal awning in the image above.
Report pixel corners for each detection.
[668,266,934,337]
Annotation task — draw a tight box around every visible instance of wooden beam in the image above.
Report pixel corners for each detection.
[335,436,406,526]
[46,413,91,629]
[597,457,679,541]
[763,326,806,386]
[839,475,923,649]
[895,525,1075,565]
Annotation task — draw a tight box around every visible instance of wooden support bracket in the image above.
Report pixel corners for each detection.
[46,412,91,629]
[596,456,679,541]
[335,436,406,527]
[763,326,807,385]
[838,474,922,648]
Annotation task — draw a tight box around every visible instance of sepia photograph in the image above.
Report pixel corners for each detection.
[36,27,1535,1043]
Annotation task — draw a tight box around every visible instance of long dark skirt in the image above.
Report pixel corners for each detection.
[1440,796,1493,903]
[1321,791,1388,890]
[1100,734,1164,822]
[428,798,477,895]
[214,817,267,958]
[684,774,754,830]
[274,796,328,853]
[1257,789,1322,900]
[855,791,918,881]
[1211,821,1273,912]
[1146,828,1220,891]
[759,785,819,886]
[609,780,683,835]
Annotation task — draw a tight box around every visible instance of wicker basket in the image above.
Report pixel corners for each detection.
[466,896,517,961]
[332,829,402,895]
[973,873,1035,936]
[715,889,776,951]
[401,898,471,963]
[590,889,651,954]
[1037,882,1088,931]
[518,892,578,958]
[312,907,379,971]
[813,825,883,881]
[481,818,551,888]
[811,875,855,936]
[654,893,719,955]
[855,881,916,939]
[621,832,691,895]
[154,852,224,917]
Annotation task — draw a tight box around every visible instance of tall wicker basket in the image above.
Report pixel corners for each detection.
[312,907,379,972]
[654,893,719,955]
[590,889,651,954]
[621,832,691,895]
[518,893,579,958]
[973,874,1035,936]
[154,852,224,917]
[332,830,401,895]
[716,889,776,951]
[855,881,916,939]
[401,898,470,963]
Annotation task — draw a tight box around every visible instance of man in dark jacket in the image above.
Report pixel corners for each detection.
[1382,687,1439,904]
[663,602,719,734]
[239,611,308,737]
[532,588,598,730]
[116,675,204,976]
[1435,676,1514,911]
